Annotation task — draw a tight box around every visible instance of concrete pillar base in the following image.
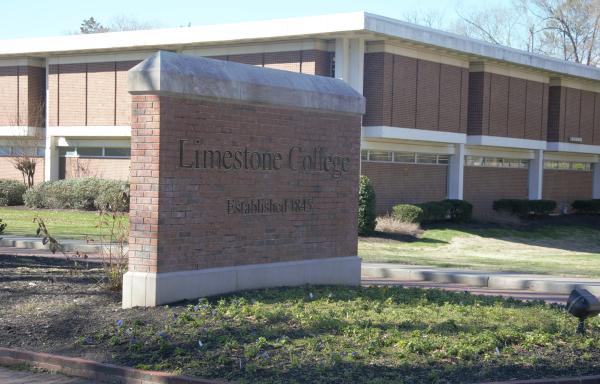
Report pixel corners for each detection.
[593,163,600,199]
[447,143,465,200]
[528,149,544,200]
[122,256,361,308]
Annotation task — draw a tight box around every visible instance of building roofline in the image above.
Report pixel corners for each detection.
[363,12,600,81]
[0,12,365,56]
[0,11,598,81]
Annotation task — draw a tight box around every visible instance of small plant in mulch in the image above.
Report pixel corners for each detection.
[34,216,88,271]
[93,210,129,291]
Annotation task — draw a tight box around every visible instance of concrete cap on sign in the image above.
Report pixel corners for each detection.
[128,50,365,115]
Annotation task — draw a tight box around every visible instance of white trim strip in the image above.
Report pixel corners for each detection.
[0,58,45,67]
[467,135,547,150]
[0,126,44,137]
[546,142,600,155]
[544,152,599,163]
[0,13,365,56]
[362,126,467,144]
[47,126,131,137]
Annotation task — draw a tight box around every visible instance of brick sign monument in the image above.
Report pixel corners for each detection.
[122,51,365,307]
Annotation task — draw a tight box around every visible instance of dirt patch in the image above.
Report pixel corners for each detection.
[0,255,156,362]
[3,254,600,384]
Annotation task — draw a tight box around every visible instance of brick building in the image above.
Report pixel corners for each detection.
[0,12,598,217]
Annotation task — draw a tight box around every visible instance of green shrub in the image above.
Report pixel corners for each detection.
[572,199,600,214]
[358,175,376,235]
[392,204,423,224]
[443,199,473,222]
[493,199,556,218]
[418,201,448,223]
[392,199,473,224]
[24,178,129,212]
[0,179,26,206]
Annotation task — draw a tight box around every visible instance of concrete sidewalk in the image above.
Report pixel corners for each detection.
[0,236,117,254]
[363,263,600,296]
[0,366,95,383]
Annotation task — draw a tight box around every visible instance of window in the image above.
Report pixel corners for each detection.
[58,146,131,159]
[362,150,448,165]
[36,147,45,157]
[368,151,392,162]
[59,147,78,157]
[416,154,437,164]
[544,160,592,172]
[0,146,11,156]
[105,148,130,157]
[393,152,416,163]
[466,156,529,169]
[77,147,103,157]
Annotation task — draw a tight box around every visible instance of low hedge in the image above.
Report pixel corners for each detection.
[443,199,473,223]
[23,178,129,212]
[392,199,473,224]
[492,199,556,218]
[572,199,600,214]
[0,179,26,206]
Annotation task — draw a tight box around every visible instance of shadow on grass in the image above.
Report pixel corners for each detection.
[377,214,600,254]
[367,230,448,245]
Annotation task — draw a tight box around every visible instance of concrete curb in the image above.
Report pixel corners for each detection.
[0,237,118,254]
[481,375,600,383]
[1,347,599,384]
[362,264,600,296]
[0,347,225,384]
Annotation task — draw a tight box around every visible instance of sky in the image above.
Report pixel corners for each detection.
[1,0,509,40]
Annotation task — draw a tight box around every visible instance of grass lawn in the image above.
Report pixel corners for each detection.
[2,255,600,383]
[0,207,121,239]
[359,223,600,278]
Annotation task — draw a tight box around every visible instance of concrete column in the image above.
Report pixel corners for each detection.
[593,163,600,199]
[44,136,59,181]
[335,37,364,94]
[528,149,544,200]
[447,143,465,200]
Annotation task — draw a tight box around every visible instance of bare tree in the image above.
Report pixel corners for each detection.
[527,0,600,65]
[7,101,45,187]
[109,15,159,31]
[78,15,159,34]
[402,10,448,29]
[452,0,600,66]
[453,2,539,51]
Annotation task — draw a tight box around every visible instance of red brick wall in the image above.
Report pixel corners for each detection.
[363,52,468,133]
[547,86,600,145]
[464,167,529,218]
[0,157,45,184]
[63,157,130,180]
[48,61,140,127]
[48,52,330,129]
[214,50,331,76]
[361,162,448,214]
[0,66,45,127]
[129,95,361,274]
[0,66,20,126]
[543,170,593,210]
[468,72,548,140]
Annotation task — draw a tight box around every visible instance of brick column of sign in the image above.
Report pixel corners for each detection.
[128,95,161,273]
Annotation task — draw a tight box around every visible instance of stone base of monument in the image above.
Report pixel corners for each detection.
[123,256,360,307]
[122,51,364,308]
